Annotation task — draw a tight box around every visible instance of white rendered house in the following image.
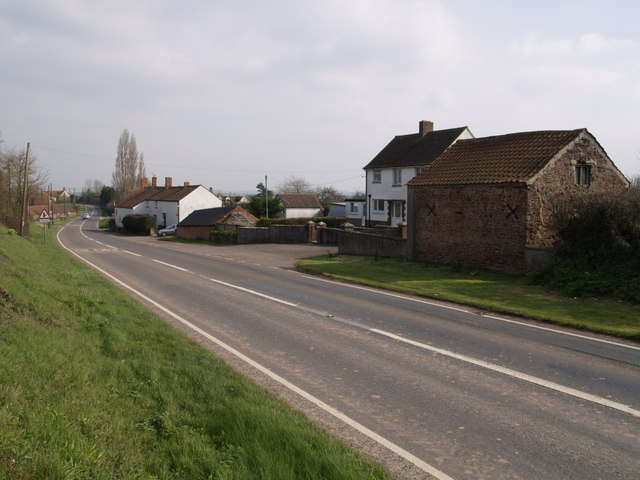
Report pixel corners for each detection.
[364,121,473,227]
[114,176,222,229]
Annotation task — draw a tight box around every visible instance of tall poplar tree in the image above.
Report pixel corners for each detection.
[112,129,146,202]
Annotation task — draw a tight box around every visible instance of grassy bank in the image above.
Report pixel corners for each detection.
[0,225,392,480]
[297,255,640,340]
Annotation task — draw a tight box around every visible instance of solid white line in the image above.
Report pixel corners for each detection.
[372,329,640,419]
[481,314,640,351]
[304,275,638,352]
[56,226,455,480]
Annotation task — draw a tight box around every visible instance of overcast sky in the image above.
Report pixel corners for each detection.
[2,0,639,195]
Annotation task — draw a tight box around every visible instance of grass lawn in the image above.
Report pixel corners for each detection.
[0,225,392,480]
[297,255,640,340]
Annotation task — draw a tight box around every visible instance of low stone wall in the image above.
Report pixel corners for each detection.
[337,230,407,258]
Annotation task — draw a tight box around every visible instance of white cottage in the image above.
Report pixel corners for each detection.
[114,177,222,229]
[364,120,473,226]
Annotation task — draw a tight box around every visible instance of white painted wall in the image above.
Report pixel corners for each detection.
[114,186,221,228]
[283,207,323,219]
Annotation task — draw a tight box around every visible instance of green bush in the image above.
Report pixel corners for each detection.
[122,214,156,234]
[209,229,237,244]
[533,189,640,302]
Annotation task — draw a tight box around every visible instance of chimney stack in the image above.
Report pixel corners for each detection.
[419,120,434,136]
[140,177,149,188]
[184,181,190,187]
[165,177,172,188]
[152,176,157,187]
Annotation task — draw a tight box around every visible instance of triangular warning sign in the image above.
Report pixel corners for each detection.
[39,209,50,220]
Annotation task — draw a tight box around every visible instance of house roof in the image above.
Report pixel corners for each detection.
[116,185,200,208]
[364,126,469,170]
[179,206,238,226]
[408,129,585,186]
[279,193,322,209]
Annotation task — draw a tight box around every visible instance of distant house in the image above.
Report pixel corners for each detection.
[407,129,630,274]
[177,206,259,240]
[278,193,323,219]
[344,198,366,225]
[364,120,473,227]
[114,176,222,229]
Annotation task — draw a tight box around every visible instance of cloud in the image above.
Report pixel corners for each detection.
[512,32,637,58]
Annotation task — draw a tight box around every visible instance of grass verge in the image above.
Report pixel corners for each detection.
[297,255,640,340]
[0,225,392,480]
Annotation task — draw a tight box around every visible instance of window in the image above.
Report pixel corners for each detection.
[372,169,382,183]
[373,199,385,212]
[575,164,592,186]
[349,202,359,213]
[414,166,424,177]
[393,168,402,185]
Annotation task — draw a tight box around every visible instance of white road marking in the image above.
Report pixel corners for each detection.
[57,225,455,480]
[305,275,639,351]
[64,223,640,420]
[372,329,640,419]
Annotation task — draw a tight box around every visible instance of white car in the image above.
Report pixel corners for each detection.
[82,212,91,219]
[158,224,177,237]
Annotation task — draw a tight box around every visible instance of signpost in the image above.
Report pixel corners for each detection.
[37,209,51,243]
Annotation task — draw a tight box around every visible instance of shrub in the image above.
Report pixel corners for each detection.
[533,189,640,302]
[210,229,237,244]
[122,214,156,234]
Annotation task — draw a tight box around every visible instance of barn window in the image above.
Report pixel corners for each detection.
[575,164,592,186]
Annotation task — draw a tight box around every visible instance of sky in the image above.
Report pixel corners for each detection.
[1,0,639,196]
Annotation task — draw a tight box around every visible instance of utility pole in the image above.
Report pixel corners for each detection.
[265,175,269,219]
[19,142,30,237]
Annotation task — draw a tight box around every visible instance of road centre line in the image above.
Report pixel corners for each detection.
[57,225,455,480]
[372,329,640,419]
[70,223,640,417]
[305,275,640,352]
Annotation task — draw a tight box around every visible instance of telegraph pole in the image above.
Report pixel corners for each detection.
[19,142,30,237]
[265,175,269,219]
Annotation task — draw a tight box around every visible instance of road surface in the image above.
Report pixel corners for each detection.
[57,215,640,480]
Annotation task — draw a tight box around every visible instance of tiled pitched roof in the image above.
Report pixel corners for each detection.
[279,193,322,209]
[117,185,200,208]
[364,127,469,170]
[408,129,585,186]
[179,206,237,226]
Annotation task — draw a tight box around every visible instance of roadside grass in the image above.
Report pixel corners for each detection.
[297,255,640,340]
[0,225,392,480]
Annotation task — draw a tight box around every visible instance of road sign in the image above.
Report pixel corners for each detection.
[37,209,51,224]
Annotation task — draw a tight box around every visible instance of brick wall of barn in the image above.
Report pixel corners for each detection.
[411,185,528,273]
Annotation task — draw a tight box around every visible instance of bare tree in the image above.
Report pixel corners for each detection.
[112,129,146,202]
[314,185,343,210]
[277,175,312,194]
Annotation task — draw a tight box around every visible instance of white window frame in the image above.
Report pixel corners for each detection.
[392,168,402,186]
[373,199,385,212]
[372,169,382,183]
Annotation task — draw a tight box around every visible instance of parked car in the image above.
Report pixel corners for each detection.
[158,224,177,237]
[82,212,91,219]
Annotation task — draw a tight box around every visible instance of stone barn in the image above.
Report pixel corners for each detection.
[177,206,259,240]
[407,129,629,274]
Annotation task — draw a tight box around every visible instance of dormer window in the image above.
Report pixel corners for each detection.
[575,164,592,186]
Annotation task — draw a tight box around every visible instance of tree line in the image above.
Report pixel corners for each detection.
[0,133,46,234]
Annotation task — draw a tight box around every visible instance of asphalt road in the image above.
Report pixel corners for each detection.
[58,215,640,480]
